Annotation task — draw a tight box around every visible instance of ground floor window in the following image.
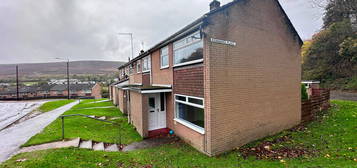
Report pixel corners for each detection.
[175,94,204,133]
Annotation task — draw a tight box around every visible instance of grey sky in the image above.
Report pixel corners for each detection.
[0,0,324,64]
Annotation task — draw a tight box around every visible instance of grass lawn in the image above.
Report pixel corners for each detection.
[38,99,75,112]
[23,99,142,147]
[2,100,356,168]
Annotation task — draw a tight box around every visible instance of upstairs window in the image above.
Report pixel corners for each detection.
[142,56,151,72]
[160,46,169,69]
[129,64,134,74]
[136,60,141,73]
[173,31,203,66]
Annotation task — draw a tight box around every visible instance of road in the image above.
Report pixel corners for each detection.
[330,90,357,101]
[0,100,79,163]
[0,100,47,130]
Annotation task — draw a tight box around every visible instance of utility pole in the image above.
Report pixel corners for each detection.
[66,60,70,100]
[55,57,70,100]
[16,65,19,101]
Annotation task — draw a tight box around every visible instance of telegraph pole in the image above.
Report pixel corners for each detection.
[16,65,19,101]
[67,60,70,100]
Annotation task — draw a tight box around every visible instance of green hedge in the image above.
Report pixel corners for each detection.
[301,84,308,100]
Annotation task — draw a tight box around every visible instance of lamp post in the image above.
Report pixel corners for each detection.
[16,65,19,101]
[118,33,134,59]
[55,58,70,100]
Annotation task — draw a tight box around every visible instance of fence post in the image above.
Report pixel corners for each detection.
[61,116,64,140]
[119,124,122,145]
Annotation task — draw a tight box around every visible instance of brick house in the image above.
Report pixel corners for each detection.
[110,0,302,156]
[50,83,102,99]
[0,83,102,100]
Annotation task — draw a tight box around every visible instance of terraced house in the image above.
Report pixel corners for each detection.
[110,0,302,156]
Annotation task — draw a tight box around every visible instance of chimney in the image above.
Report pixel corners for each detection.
[210,0,221,11]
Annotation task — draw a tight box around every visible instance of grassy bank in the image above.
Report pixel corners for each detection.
[2,100,356,168]
[38,99,75,112]
[23,99,141,147]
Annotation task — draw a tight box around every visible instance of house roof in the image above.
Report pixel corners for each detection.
[118,0,303,69]
[50,84,95,92]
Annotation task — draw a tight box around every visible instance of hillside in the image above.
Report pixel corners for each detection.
[302,0,356,90]
[0,61,125,79]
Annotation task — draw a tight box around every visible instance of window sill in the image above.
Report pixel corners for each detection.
[174,118,205,134]
[173,59,203,68]
[160,66,169,70]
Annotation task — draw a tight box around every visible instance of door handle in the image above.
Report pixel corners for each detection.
[150,110,155,113]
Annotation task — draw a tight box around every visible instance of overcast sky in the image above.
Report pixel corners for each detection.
[0,0,324,64]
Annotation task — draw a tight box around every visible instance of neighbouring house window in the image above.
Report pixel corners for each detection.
[142,56,151,72]
[129,64,134,74]
[160,46,169,68]
[173,31,203,66]
[175,94,204,133]
[137,60,141,73]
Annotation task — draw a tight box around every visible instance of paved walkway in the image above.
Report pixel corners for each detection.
[330,90,357,101]
[122,137,178,152]
[0,101,79,163]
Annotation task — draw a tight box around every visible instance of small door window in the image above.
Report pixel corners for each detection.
[149,97,155,108]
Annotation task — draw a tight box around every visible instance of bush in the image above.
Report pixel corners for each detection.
[301,84,308,101]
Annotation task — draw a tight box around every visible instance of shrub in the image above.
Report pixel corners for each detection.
[301,84,308,101]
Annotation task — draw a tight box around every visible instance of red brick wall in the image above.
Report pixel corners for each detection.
[173,65,204,97]
[151,44,174,85]
[142,73,151,86]
[91,83,102,99]
[301,89,330,122]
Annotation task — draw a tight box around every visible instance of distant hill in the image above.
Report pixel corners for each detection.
[0,61,125,79]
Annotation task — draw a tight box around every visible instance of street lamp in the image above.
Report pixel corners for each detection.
[118,33,134,59]
[55,58,70,100]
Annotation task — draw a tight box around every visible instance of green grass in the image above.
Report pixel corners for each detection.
[38,100,75,112]
[23,99,142,147]
[2,100,356,168]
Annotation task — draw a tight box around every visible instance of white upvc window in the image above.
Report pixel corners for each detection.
[136,60,141,73]
[160,46,169,69]
[142,56,151,72]
[173,31,203,67]
[174,94,204,134]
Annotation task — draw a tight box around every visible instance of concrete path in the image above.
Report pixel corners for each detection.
[0,100,47,130]
[122,137,178,152]
[76,106,115,110]
[330,90,357,101]
[0,100,79,163]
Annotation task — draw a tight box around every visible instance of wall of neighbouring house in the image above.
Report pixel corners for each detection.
[112,87,118,105]
[130,62,143,85]
[203,0,302,155]
[142,73,151,86]
[91,84,102,99]
[172,63,205,151]
[109,85,112,100]
[129,91,148,137]
[118,88,125,112]
[173,64,204,98]
[151,45,174,86]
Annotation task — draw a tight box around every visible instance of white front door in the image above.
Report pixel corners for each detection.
[148,93,166,131]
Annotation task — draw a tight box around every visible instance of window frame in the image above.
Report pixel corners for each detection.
[142,56,151,73]
[173,31,203,67]
[174,94,205,134]
[160,46,169,69]
[136,60,141,74]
